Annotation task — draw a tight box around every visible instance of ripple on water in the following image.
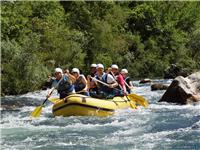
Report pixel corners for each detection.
[1,80,200,150]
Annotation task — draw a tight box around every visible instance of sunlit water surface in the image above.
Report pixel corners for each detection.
[1,80,200,150]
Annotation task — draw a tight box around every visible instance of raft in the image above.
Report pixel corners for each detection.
[51,94,136,117]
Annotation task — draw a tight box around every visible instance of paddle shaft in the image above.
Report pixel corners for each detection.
[124,80,133,89]
[76,90,88,94]
[108,73,135,105]
[30,74,69,118]
[110,72,125,91]
[90,76,123,92]
[91,76,140,108]
[91,76,109,86]
[111,71,132,91]
[42,98,48,105]
[43,74,65,105]
[110,72,133,92]
[91,76,147,103]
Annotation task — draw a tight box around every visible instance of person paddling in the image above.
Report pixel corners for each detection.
[89,64,118,98]
[47,68,75,99]
[89,64,97,77]
[109,64,127,96]
[87,64,98,92]
[70,68,89,96]
[121,69,134,94]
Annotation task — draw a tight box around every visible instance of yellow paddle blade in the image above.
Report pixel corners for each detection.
[129,101,137,109]
[128,94,149,108]
[30,106,43,118]
[48,97,60,103]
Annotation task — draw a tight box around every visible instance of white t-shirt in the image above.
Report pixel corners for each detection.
[94,73,115,84]
[106,74,116,84]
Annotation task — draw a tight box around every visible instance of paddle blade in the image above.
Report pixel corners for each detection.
[30,106,43,118]
[129,101,137,109]
[128,94,149,108]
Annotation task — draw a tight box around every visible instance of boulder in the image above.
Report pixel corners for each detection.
[151,83,169,91]
[159,71,200,104]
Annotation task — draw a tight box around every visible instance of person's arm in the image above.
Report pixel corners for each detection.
[81,75,88,91]
[87,75,91,90]
[47,80,57,98]
[87,75,97,90]
[110,81,118,88]
[128,80,134,89]
[125,77,134,89]
[64,70,76,82]
[107,74,118,88]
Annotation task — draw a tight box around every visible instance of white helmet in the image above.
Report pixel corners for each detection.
[55,68,63,74]
[72,68,80,74]
[96,63,104,69]
[121,68,128,74]
[90,64,97,68]
[111,64,119,69]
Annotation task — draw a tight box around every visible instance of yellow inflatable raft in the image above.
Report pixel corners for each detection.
[51,94,136,117]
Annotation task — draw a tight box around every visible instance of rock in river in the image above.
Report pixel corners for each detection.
[151,83,169,91]
[159,71,200,104]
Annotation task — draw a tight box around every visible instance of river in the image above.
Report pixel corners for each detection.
[1,79,200,150]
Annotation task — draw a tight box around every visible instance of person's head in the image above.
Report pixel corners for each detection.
[71,68,80,78]
[121,68,128,77]
[96,64,104,75]
[111,64,119,75]
[106,67,112,73]
[54,68,63,80]
[90,64,97,73]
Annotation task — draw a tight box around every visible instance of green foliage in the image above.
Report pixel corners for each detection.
[1,1,200,95]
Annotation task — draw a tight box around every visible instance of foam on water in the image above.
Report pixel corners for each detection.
[18,90,58,100]
[1,80,200,150]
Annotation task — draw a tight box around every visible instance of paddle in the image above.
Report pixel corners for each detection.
[30,98,49,118]
[109,73,148,108]
[90,76,148,108]
[123,78,134,91]
[122,76,149,108]
[125,95,137,109]
[127,93,148,108]
[30,75,64,118]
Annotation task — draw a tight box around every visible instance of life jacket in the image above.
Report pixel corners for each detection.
[125,76,131,94]
[74,75,86,92]
[125,77,130,88]
[109,72,125,96]
[95,73,113,94]
[90,72,96,77]
[87,72,97,82]
[57,76,74,99]
[109,72,121,90]
[109,72,116,79]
